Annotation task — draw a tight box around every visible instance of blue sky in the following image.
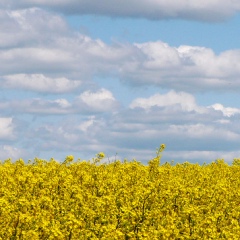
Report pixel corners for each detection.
[1,0,240,164]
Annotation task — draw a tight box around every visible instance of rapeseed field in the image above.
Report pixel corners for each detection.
[1,144,240,239]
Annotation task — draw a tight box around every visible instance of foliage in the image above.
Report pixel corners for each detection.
[0,146,240,239]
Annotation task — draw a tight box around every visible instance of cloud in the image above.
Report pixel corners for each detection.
[121,42,240,92]
[77,116,95,133]
[209,103,240,117]
[0,8,135,80]
[97,91,240,155]
[77,88,119,112]
[1,6,240,163]
[168,124,239,141]
[129,90,205,113]
[0,98,72,114]
[0,145,28,161]
[23,101,240,163]
[1,9,240,93]
[2,38,240,94]
[0,88,119,114]
[0,8,68,48]
[0,118,15,140]
[1,74,82,93]
[26,116,108,157]
[2,0,240,22]
[3,89,239,163]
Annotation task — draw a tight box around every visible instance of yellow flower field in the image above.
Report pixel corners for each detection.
[1,145,240,239]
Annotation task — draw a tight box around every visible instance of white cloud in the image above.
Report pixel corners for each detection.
[1,6,240,163]
[23,105,240,163]
[0,145,27,161]
[0,88,119,114]
[0,8,135,81]
[0,8,68,48]
[0,98,72,114]
[214,119,231,124]
[168,124,239,140]
[54,99,71,108]
[77,88,119,112]
[1,9,240,92]
[9,7,67,30]
[129,90,205,113]
[5,88,239,163]
[2,0,240,21]
[0,88,238,163]
[0,118,15,139]
[1,74,82,93]
[77,116,95,132]
[134,41,181,69]
[208,103,240,117]
[121,42,240,91]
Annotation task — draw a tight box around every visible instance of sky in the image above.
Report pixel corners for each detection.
[1,0,240,164]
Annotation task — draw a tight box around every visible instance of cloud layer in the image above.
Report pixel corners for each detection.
[1,6,240,163]
[1,8,240,93]
[2,88,240,163]
[2,0,240,21]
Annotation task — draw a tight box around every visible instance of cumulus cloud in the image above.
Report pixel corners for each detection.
[0,8,135,80]
[1,74,82,93]
[1,8,240,92]
[0,8,68,48]
[77,88,119,112]
[0,88,119,114]
[3,89,239,163]
[209,103,240,117]
[22,92,240,162]
[121,42,240,92]
[2,36,240,93]
[2,0,240,21]
[129,90,205,113]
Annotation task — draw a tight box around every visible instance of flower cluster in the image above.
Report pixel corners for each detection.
[0,150,240,239]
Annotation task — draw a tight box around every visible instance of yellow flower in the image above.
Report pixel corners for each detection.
[64,155,74,163]
[97,152,105,159]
